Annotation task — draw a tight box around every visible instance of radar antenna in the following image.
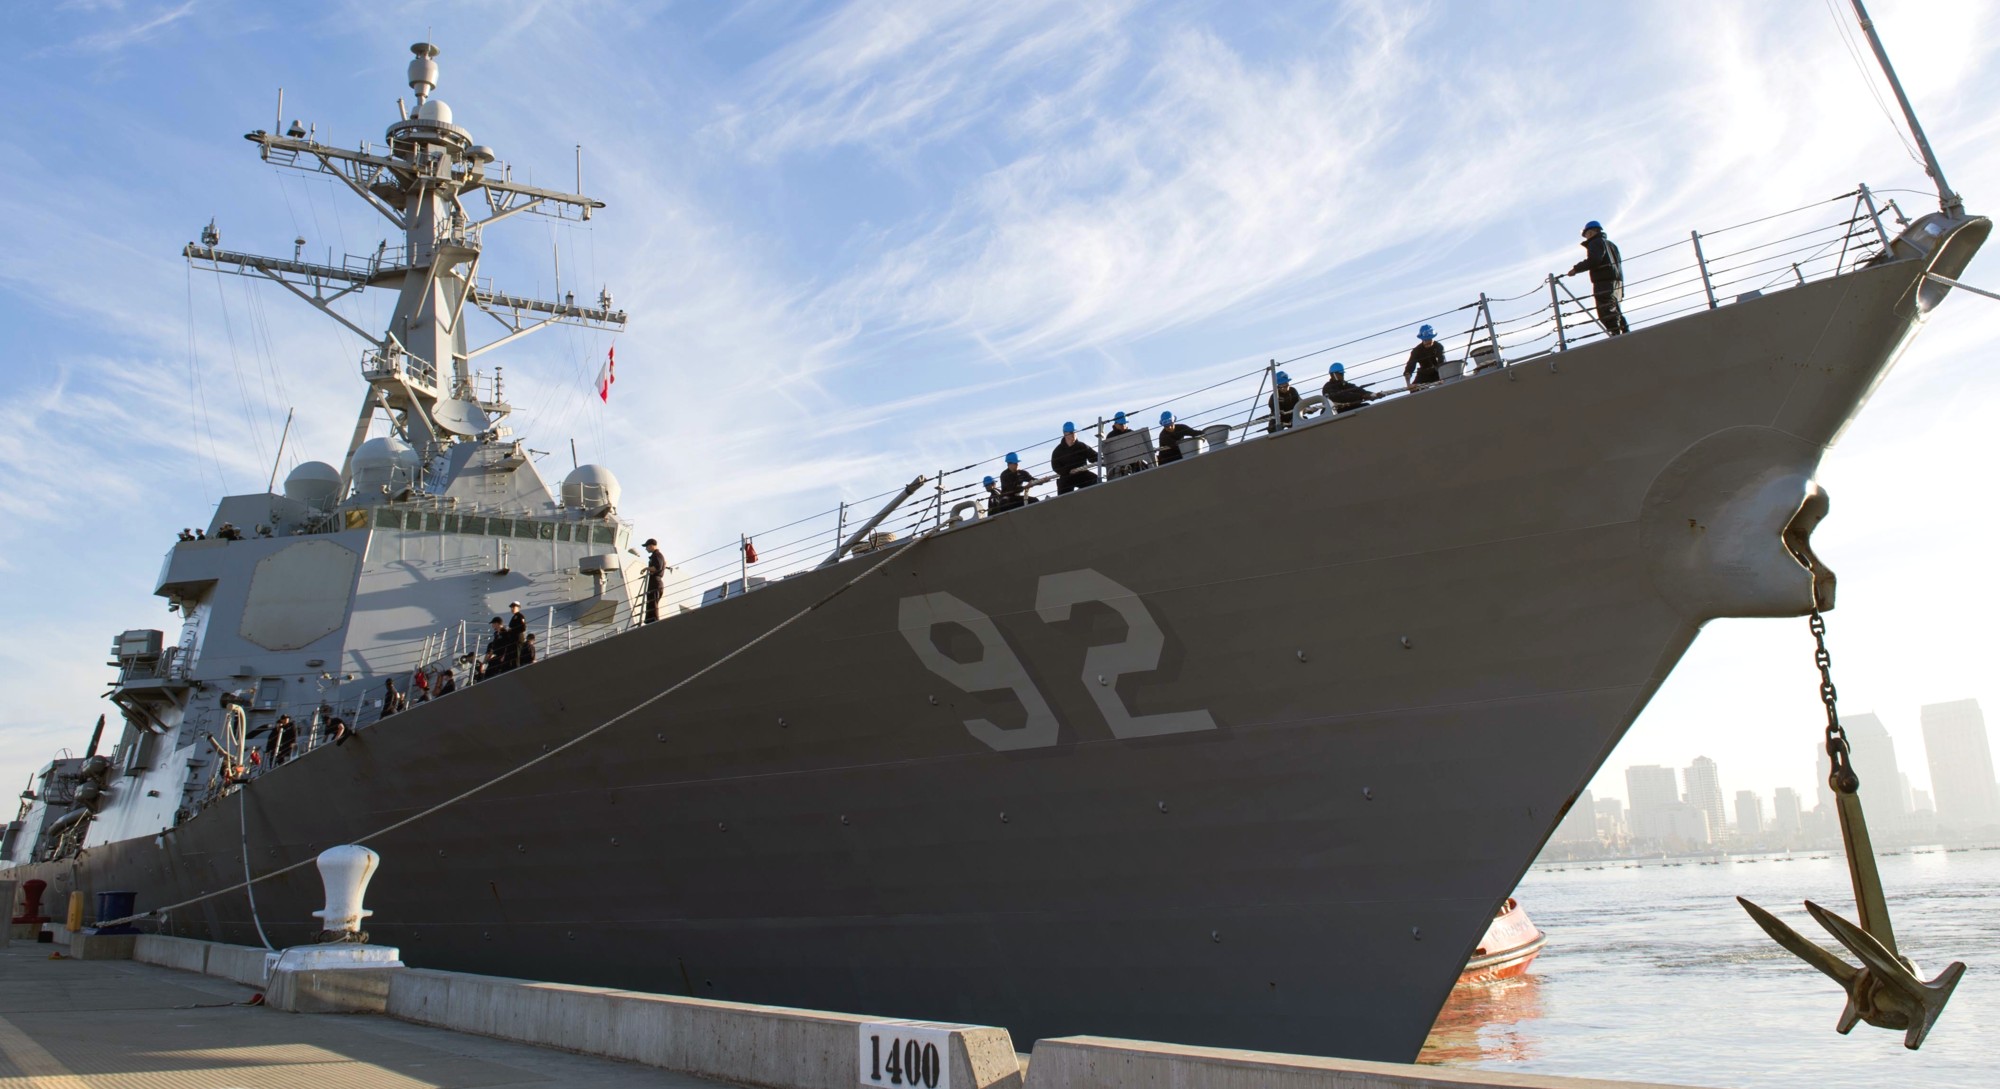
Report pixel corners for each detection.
[184,42,630,492]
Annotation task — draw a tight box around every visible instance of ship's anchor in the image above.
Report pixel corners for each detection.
[1737,609,1963,1049]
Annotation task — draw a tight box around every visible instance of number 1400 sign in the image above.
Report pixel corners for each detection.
[859,1021,952,1089]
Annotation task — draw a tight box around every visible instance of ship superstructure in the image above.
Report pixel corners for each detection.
[5,43,639,859]
[5,34,1989,1065]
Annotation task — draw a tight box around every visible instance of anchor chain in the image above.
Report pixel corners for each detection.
[1735,608,1965,1049]
[1808,610,1860,794]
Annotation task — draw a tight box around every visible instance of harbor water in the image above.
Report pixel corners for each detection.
[1422,846,1999,1086]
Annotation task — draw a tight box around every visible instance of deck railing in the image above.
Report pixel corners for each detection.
[661,186,1894,604]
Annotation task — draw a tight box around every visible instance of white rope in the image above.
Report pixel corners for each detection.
[106,531,932,930]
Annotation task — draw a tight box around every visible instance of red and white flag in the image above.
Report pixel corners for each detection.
[596,344,616,402]
[742,537,759,564]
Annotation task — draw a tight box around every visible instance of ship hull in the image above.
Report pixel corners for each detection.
[14,244,1977,1061]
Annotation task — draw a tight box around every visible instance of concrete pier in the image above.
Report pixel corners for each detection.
[0,941,724,1087]
[3,937,1716,1089]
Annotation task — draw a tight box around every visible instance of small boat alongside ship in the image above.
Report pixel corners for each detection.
[1459,899,1548,985]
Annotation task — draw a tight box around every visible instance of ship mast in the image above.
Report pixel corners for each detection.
[185,42,628,493]
[1848,0,1964,219]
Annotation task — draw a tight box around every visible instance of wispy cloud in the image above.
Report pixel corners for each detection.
[715,0,1137,158]
[71,0,194,53]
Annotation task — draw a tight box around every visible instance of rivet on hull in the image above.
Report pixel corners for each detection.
[1412,927,1422,940]
[1157,801,1169,813]
[1362,787,1374,800]
[1399,636,1412,649]
[1211,930,1222,943]
[1295,650,1307,662]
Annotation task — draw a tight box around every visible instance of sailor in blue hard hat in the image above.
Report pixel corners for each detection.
[1324,361,1379,413]
[995,454,1038,512]
[1050,419,1101,495]
[1157,409,1201,465]
[1405,325,1445,391]
[1102,410,1146,477]
[1567,219,1629,335]
[1266,367,1300,433]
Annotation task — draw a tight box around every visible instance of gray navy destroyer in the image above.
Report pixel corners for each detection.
[5,30,1989,1064]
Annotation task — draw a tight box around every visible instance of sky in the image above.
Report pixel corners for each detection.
[2,0,1997,815]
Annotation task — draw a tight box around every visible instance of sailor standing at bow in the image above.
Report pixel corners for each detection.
[1567,220,1628,336]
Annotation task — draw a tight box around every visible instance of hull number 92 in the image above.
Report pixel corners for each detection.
[860,1021,953,1089]
[898,568,1216,751]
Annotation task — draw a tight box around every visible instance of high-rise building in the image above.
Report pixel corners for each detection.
[1734,790,1763,838]
[1626,765,1685,844]
[1552,789,1598,843]
[1912,788,1934,815]
[1842,713,1910,815]
[1594,795,1626,839]
[1772,787,1802,838]
[1684,756,1725,846]
[1627,765,1679,812]
[1922,699,1998,827]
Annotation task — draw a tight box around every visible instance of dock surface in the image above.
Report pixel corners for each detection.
[0,941,719,1087]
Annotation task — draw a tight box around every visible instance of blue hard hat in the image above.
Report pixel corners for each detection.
[1274,371,1291,384]
[1062,421,1076,434]
[1583,220,1602,232]
[1004,452,1020,465]
[1159,411,1175,426]
[983,475,996,486]
[1113,411,1127,425]
[1329,362,1345,375]
[1418,325,1435,339]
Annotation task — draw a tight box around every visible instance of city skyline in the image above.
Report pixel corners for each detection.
[1577,698,1995,852]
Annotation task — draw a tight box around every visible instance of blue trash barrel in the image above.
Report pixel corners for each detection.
[93,891,139,935]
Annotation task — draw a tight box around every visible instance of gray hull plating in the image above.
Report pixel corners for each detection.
[20,254,1963,1061]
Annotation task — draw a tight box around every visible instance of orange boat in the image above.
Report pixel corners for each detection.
[1458,898,1547,983]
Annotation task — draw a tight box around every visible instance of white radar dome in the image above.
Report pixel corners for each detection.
[284,461,342,507]
[352,435,418,494]
[562,464,621,511]
[416,98,453,125]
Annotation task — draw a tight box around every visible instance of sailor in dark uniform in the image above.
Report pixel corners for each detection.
[994,453,1040,512]
[1267,371,1300,432]
[507,601,528,650]
[1567,220,1628,335]
[642,538,666,624]
[1049,421,1099,495]
[1405,326,1445,390]
[1156,411,1201,464]
[1324,362,1380,413]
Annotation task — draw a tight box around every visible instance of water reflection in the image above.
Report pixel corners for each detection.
[1418,974,1547,1065]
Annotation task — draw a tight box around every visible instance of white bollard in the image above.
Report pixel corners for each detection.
[267,844,403,996]
[312,844,381,939]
